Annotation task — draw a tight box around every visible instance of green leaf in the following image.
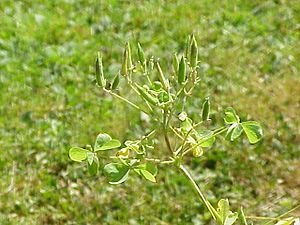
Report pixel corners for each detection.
[69,147,89,162]
[140,169,156,183]
[95,139,121,151]
[87,152,95,165]
[103,163,130,184]
[196,130,215,148]
[217,199,230,223]
[241,121,263,144]
[94,133,112,149]
[224,212,238,225]
[135,162,158,176]
[231,124,243,141]
[88,156,99,176]
[181,118,193,134]
[224,107,240,124]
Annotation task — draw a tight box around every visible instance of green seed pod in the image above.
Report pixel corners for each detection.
[185,35,191,59]
[137,42,146,72]
[126,42,133,70]
[202,97,210,121]
[136,84,158,106]
[95,52,106,87]
[155,61,169,90]
[192,146,203,157]
[111,74,120,90]
[178,56,186,84]
[190,35,198,68]
[121,48,128,76]
[172,53,179,73]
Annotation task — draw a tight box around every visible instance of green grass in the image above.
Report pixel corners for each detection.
[0,0,299,224]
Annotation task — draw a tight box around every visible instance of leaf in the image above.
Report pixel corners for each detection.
[196,130,215,148]
[181,118,193,134]
[94,133,121,151]
[87,152,95,165]
[94,133,112,149]
[231,123,243,141]
[140,169,156,183]
[103,163,130,184]
[241,121,263,144]
[217,199,230,223]
[88,156,99,176]
[136,162,158,176]
[224,107,240,124]
[224,212,238,225]
[69,147,89,162]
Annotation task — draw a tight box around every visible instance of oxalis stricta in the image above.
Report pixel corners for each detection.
[69,35,299,225]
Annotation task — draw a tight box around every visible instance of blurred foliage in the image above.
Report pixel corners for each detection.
[0,0,299,224]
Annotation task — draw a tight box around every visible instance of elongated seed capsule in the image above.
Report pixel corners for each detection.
[190,35,198,68]
[126,42,133,70]
[121,48,128,76]
[137,42,146,68]
[136,84,158,106]
[172,53,179,73]
[178,56,186,84]
[155,61,169,90]
[202,97,210,121]
[111,74,120,90]
[185,35,191,58]
[95,52,106,87]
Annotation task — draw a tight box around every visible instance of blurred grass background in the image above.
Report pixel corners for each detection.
[0,0,299,224]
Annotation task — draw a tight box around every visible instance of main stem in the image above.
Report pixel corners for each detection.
[179,164,220,222]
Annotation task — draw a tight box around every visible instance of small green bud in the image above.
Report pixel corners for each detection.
[202,97,210,121]
[190,35,198,68]
[155,61,169,90]
[185,35,191,59]
[95,52,106,87]
[178,56,186,84]
[111,74,120,90]
[121,48,128,76]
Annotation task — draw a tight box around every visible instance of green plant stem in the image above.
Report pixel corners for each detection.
[182,126,227,157]
[179,164,220,222]
[263,204,300,225]
[103,88,150,114]
[163,110,173,154]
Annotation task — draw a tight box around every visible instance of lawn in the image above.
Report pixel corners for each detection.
[0,0,299,224]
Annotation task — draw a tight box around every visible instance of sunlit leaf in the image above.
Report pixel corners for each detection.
[94,133,111,149]
[88,155,99,176]
[140,169,156,183]
[69,147,89,162]
[103,163,130,184]
[241,121,263,144]
[196,130,215,148]
[238,207,248,225]
[224,212,238,225]
[95,139,121,151]
[135,162,158,176]
[87,152,95,165]
[275,217,296,225]
[217,199,230,223]
[224,107,240,124]
[231,123,243,141]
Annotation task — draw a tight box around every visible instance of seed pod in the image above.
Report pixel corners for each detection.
[190,35,198,68]
[178,56,186,84]
[202,97,210,121]
[137,42,146,71]
[192,146,203,157]
[126,42,133,70]
[185,35,191,59]
[121,48,128,76]
[111,74,120,90]
[172,53,179,73]
[95,52,106,87]
[155,61,169,90]
[136,84,158,106]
